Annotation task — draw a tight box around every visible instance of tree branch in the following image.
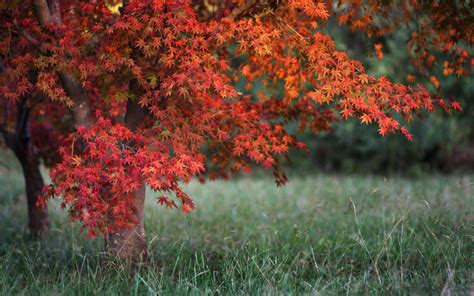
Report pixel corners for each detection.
[227,0,279,20]
[31,0,53,26]
[13,21,45,54]
[47,0,62,25]
[194,0,279,21]
[57,73,93,126]
[31,0,61,26]
[30,0,93,127]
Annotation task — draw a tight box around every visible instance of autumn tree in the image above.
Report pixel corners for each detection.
[0,90,51,236]
[0,0,469,261]
[0,59,68,235]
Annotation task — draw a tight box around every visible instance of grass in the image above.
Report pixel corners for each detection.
[0,161,472,294]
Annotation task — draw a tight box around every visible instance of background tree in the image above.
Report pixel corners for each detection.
[0,0,468,262]
[0,57,69,236]
[0,90,50,236]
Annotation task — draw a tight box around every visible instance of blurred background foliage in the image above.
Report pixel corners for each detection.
[284,23,474,174]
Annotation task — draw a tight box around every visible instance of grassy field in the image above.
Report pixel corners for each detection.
[0,163,472,294]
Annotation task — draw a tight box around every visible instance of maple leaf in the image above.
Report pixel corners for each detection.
[243,165,252,174]
[340,109,354,119]
[374,43,384,59]
[241,65,251,76]
[157,196,168,206]
[71,156,82,167]
[429,76,440,89]
[451,101,462,111]
[400,127,414,142]
[360,114,372,124]
[406,74,416,83]
[181,203,193,213]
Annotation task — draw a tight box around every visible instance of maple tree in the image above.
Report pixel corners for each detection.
[0,63,69,235]
[0,97,52,236]
[0,0,469,261]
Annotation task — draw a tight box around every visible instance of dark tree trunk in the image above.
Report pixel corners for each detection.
[17,151,50,236]
[12,100,50,236]
[1,94,50,237]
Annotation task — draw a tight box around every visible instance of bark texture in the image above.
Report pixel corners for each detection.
[106,183,148,263]
[31,1,147,260]
[0,95,50,236]
[18,150,50,236]
[106,98,148,263]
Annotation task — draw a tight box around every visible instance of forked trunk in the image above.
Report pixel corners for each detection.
[106,183,148,263]
[17,150,50,236]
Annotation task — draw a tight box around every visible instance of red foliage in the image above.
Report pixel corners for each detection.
[1,0,467,237]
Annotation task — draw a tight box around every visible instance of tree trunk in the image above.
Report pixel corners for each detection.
[106,183,148,263]
[17,150,50,236]
[2,95,51,237]
[31,0,148,260]
[106,98,148,263]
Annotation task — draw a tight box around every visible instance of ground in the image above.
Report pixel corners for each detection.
[0,161,472,294]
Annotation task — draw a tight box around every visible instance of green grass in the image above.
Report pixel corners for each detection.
[0,164,472,294]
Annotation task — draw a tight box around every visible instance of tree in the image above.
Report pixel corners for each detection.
[0,60,68,236]
[0,0,469,262]
[0,91,51,236]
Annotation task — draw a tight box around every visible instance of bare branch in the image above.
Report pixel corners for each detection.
[31,0,61,26]
[47,0,62,25]
[57,73,93,126]
[31,0,53,26]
